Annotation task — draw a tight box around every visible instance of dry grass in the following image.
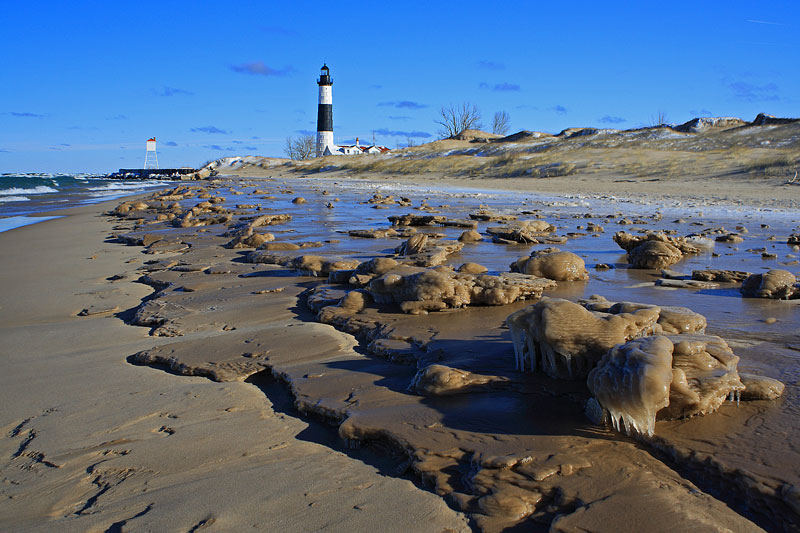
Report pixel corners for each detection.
[288,121,800,183]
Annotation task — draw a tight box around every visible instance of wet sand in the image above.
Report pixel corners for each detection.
[2,171,798,531]
[0,200,469,532]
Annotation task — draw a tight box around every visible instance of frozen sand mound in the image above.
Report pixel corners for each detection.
[508,295,782,437]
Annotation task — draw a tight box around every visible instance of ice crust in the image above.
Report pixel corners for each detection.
[370,268,556,314]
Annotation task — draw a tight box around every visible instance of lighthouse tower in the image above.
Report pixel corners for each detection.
[144,137,159,169]
[315,64,334,157]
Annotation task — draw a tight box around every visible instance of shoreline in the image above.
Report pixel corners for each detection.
[0,197,469,531]
[227,165,800,216]
[2,172,797,531]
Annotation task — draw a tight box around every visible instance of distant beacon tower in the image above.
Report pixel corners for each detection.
[315,64,334,157]
[144,137,159,169]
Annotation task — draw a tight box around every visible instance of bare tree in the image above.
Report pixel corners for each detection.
[405,137,416,148]
[284,134,315,160]
[435,103,482,138]
[491,111,510,136]
[648,110,670,127]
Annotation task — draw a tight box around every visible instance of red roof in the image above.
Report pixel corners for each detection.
[147,137,156,142]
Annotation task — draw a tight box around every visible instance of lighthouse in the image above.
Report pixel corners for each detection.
[144,137,158,169]
[315,64,334,157]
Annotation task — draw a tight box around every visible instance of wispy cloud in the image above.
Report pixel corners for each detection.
[551,105,568,115]
[295,129,316,136]
[387,115,411,121]
[7,111,44,118]
[204,144,234,151]
[729,81,780,102]
[245,146,258,151]
[494,82,520,91]
[152,86,194,97]
[477,60,505,70]
[746,19,789,26]
[106,114,128,120]
[60,143,71,146]
[479,82,520,91]
[374,128,432,138]
[0,148,9,152]
[230,61,294,76]
[377,101,428,109]
[164,141,178,146]
[598,115,626,124]
[192,126,229,134]
[370,84,383,89]
[690,108,714,116]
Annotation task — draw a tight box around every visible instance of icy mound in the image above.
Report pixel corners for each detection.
[579,295,707,335]
[613,231,701,269]
[741,269,799,299]
[588,335,746,437]
[510,250,589,281]
[506,297,660,379]
[586,336,674,437]
[369,268,556,315]
[410,364,505,396]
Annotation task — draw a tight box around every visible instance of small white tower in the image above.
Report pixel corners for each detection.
[144,137,159,169]
[316,64,334,157]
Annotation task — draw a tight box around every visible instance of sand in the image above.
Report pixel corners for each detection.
[1,164,798,531]
[0,200,469,532]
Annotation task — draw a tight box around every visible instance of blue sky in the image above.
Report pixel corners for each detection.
[1,1,798,173]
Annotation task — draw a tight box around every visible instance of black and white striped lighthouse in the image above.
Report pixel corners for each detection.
[315,64,334,157]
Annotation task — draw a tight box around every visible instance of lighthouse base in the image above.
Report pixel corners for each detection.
[316,131,335,158]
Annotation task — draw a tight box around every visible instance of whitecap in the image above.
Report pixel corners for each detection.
[0,195,30,203]
[0,186,59,196]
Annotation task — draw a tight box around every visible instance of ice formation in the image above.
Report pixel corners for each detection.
[579,295,707,335]
[410,364,503,396]
[394,237,464,267]
[692,269,751,283]
[224,228,275,249]
[739,373,785,400]
[586,336,674,437]
[369,268,556,315]
[588,334,747,437]
[486,220,557,244]
[741,269,799,299]
[613,231,701,269]
[246,251,360,277]
[510,250,589,281]
[506,297,661,379]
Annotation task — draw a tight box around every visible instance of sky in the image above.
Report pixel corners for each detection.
[1,0,798,173]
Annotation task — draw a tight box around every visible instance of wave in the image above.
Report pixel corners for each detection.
[87,181,163,192]
[0,196,31,203]
[0,185,59,196]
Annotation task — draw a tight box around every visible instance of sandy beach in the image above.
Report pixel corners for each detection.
[1,163,798,531]
[0,199,469,532]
